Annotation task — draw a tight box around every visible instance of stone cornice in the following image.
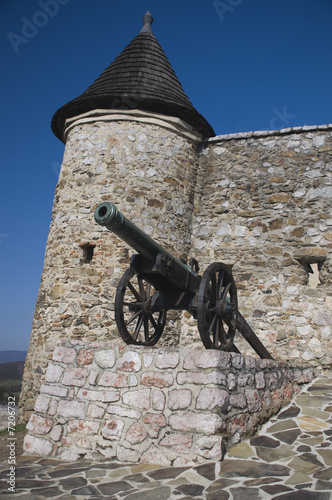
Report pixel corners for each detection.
[203,124,332,143]
[63,109,203,143]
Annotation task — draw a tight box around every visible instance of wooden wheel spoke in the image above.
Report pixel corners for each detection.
[123,301,141,308]
[221,282,232,301]
[218,319,228,345]
[213,317,219,347]
[133,314,144,340]
[211,274,217,301]
[148,314,157,330]
[208,313,217,334]
[128,282,141,301]
[145,282,152,299]
[217,270,224,297]
[125,309,142,326]
[143,316,149,343]
[137,276,145,298]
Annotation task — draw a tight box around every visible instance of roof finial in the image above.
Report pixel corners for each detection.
[140,11,154,33]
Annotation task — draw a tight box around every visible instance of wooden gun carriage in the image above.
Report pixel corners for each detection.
[94,201,272,359]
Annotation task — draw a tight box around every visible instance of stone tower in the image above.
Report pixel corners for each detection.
[20,12,214,421]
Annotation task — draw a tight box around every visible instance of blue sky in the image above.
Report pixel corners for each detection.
[0,0,331,351]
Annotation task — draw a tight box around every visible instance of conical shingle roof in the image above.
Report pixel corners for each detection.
[51,12,214,141]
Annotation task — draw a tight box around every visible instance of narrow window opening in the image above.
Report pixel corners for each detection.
[308,262,320,289]
[297,257,325,289]
[79,243,95,264]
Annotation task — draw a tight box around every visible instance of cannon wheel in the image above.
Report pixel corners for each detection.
[197,262,238,350]
[115,268,166,346]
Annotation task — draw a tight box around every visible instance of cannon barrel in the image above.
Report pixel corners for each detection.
[94,201,196,275]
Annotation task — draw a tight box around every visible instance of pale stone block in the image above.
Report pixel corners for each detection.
[231,353,244,370]
[177,371,227,386]
[143,353,153,367]
[194,435,224,460]
[196,388,229,412]
[99,371,128,387]
[159,433,193,454]
[313,311,332,326]
[23,435,53,456]
[88,369,99,386]
[34,395,50,413]
[230,393,247,408]
[227,373,237,390]
[107,405,141,419]
[234,225,247,237]
[129,374,138,386]
[117,351,141,372]
[101,419,124,440]
[122,389,150,410]
[143,412,166,428]
[141,444,171,466]
[169,411,224,435]
[155,351,179,369]
[183,350,231,370]
[26,414,53,435]
[125,423,147,444]
[77,388,120,403]
[53,346,76,363]
[49,425,63,442]
[45,363,63,383]
[77,349,94,365]
[57,400,86,418]
[40,384,68,397]
[68,419,99,434]
[169,389,192,410]
[95,349,116,368]
[152,389,166,410]
[62,367,88,386]
[48,399,58,416]
[237,372,254,387]
[313,135,326,147]
[245,388,262,413]
[117,445,141,463]
[141,371,173,388]
[87,403,106,419]
[58,447,84,461]
[255,371,266,389]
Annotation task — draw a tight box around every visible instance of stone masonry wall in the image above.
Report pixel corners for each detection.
[23,341,316,465]
[20,119,199,422]
[183,126,332,366]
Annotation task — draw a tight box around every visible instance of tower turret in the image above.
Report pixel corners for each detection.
[20,12,213,421]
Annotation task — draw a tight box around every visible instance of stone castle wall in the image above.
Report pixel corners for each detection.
[187,126,332,365]
[20,121,332,422]
[20,118,199,422]
[23,341,316,465]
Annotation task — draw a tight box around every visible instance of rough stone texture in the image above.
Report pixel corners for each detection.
[20,121,332,423]
[181,127,332,367]
[23,342,316,465]
[20,119,198,421]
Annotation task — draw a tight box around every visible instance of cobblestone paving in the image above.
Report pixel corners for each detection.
[1,372,331,499]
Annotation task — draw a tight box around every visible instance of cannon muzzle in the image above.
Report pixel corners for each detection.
[94,201,196,275]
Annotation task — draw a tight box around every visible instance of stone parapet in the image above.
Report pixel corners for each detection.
[23,341,317,466]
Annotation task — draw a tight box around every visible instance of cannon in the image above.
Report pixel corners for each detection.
[94,201,272,359]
